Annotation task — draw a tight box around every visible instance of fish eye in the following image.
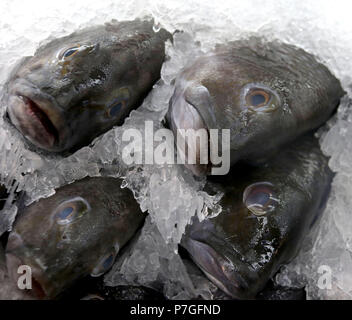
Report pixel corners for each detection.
[57,207,74,220]
[91,249,118,277]
[108,101,124,118]
[102,254,115,270]
[246,89,271,107]
[243,182,279,216]
[61,47,80,59]
[106,88,130,118]
[54,197,91,225]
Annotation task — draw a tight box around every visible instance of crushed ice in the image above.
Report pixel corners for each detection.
[0,0,351,299]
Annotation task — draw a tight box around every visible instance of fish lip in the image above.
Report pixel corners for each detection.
[183,236,250,299]
[6,80,67,151]
[5,252,48,299]
[168,94,211,176]
[6,232,49,299]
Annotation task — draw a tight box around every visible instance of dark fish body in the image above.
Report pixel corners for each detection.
[5,177,145,299]
[181,135,333,299]
[168,38,344,175]
[5,19,171,152]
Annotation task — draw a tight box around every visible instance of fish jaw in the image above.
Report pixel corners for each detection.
[7,95,56,149]
[6,232,49,299]
[168,88,212,176]
[182,236,252,299]
[5,252,49,299]
[6,81,67,152]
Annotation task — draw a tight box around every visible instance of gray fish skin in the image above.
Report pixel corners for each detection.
[5,177,146,299]
[168,38,344,175]
[181,135,333,299]
[5,19,171,152]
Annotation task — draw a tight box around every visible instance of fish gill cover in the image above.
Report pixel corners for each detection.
[0,0,351,299]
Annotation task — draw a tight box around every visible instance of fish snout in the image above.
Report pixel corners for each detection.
[6,252,47,299]
[6,232,47,299]
[6,81,68,151]
[183,237,250,299]
[168,91,212,176]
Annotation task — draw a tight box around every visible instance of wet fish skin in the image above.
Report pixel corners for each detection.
[181,135,333,299]
[168,37,344,175]
[5,177,146,299]
[5,19,171,152]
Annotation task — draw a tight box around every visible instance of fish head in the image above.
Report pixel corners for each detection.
[5,178,143,299]
[5,22,154,152]
[168,52,290,175]
[182,176,312,299]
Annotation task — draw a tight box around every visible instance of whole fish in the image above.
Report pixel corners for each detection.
[181,135,333,299]
[5,177,146,299]
[168,38,344,175]
[5,19,171,152]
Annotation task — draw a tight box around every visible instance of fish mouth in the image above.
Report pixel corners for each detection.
[168,95,211,176]
[7,93,60,150]
[6,252,48,299]
[6,233,49,299]
[183,237,250,299]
